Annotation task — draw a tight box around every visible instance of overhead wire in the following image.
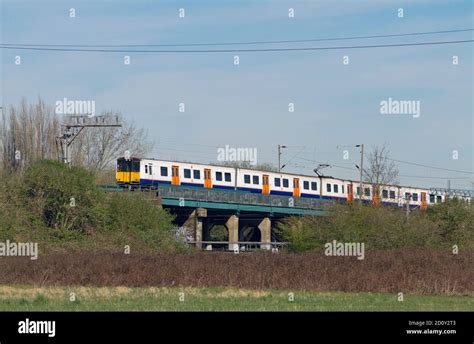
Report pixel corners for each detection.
[1,40,472,53]
[2,28,472,47]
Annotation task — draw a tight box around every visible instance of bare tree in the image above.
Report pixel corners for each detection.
[0,98,60,173]
[363,144,399,187]
[0,98,152,173]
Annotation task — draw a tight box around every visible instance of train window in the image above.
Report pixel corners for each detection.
[357,187,361,196]
[184,169,191,178]
[429,194,435,203]
[216,172,223,181]
[412,193,418,201]
[160,166,168,177]
[436,195,442,203]
[382,190,388,198]
[333,184,338,193]
[342,185,345,194]
[145,165,148,174]
[253,175,259,185]
[283,179,289,188]
[274,178,281,187]
[405,192,411,200]
[390,190,396,199]
[225,173,231,182]
[326,184,331,192]
[303,181,309,190]
[132,161,140,172]
[364,188,370,196]
[193,170,201,180]
[149,165,153,175]
[117,160,124,172]
[244,175,251,184]
[311,182,317,191]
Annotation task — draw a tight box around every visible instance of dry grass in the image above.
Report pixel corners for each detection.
[0,285,274,301]
[0,250,472,295]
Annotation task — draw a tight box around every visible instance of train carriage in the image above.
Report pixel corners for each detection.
[236,169,321,198]
[133,159,237,190]
[320,177,350,202]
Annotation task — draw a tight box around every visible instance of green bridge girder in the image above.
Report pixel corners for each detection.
[100,184,328,216]
[161,198,325,216]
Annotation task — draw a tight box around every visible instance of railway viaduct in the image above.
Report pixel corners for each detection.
[141,184,326,251]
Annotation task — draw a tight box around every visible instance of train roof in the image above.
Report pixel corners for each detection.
[138,157,326,179]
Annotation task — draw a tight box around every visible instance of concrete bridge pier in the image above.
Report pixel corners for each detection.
[178,207,281,250]
[183,208,208,249]
[258,217,271,250]
[225,215,239,251]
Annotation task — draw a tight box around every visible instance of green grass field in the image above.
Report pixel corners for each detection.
[0,286,473,311]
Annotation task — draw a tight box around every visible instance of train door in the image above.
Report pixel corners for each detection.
[420,192,427,210]
[373,185,380,207]
[293,178,300,197]
[171,166,180,185]
[123,159,131,183]
[262,175,270,195]
[204,169,212,188]
[347,183,353,205]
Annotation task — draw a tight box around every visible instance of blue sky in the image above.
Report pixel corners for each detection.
[1,0,473,189]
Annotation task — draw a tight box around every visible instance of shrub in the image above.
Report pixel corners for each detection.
[0,160,182,252]
[22,160,104,232]
[427,199,474,250]
[276,202,473,252]
[209,225,228,241]
[104,192,180,252]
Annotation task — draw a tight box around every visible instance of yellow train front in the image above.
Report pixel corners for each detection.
[116,157,141,187]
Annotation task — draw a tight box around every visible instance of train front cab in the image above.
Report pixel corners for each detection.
[116,157,141,187]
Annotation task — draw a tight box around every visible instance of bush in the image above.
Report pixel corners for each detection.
[104,192,180,252]
[0,160,182,252]
[427,199,474,249]
[276,202,473,252]
[209,225,228,241]
[22,160,104,232]
[0,173,27,240]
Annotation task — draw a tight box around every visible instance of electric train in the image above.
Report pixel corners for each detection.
[116,157,469,208]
